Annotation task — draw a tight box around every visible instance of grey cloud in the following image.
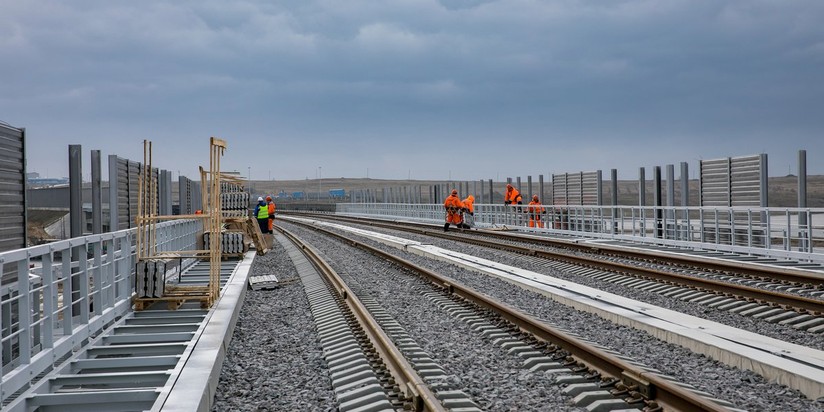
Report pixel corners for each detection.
[1,0,823,180]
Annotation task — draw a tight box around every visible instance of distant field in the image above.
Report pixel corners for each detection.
[249,175,824,207]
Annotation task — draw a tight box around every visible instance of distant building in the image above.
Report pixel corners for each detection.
[27,177,69,188]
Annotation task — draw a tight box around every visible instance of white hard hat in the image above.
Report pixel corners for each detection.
[257,196,263,201]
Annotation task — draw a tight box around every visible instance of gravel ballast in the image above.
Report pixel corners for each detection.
[284,222,585,411]
[212,238,336,412]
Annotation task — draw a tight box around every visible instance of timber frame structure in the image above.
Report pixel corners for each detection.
[133,137,229,310]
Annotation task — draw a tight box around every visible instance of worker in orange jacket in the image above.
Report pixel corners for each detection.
[527,195,546,228]
[504,184,522,205]
[266,196,276,233]
[461,195,475,228]
[504,184,523,226]
[443,189,464,231]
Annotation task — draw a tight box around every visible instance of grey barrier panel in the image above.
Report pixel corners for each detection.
[666,164,675,220]
[760,153,769,208]
[552,173,567,204]
[108,154,118,231]
[799,150,807,209]
[551,171,600,206]
[527,176,533,199]
[91,150,102,234]
[179,176,189,214]
[165,170,172,213]
[639,167,646,207]
[159,170,167,215]
[539,175,545,205]
[611,169,618,206]
[654,166,662,237]
[568,173,579,204]
[192,181,202,211]
[68,145,84,314]
[699,154,765,207]
[680,162,689,207]
[0,123,26,252]
[799,150,808,251]
[113,156,159,229]
[666,164,675,207]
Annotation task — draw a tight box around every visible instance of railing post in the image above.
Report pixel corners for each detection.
[42,252,55,349]
[18,259,32,364]
[61,247,73,334]
[92,237,103,317]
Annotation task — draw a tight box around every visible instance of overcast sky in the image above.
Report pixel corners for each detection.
[2,0,823,182]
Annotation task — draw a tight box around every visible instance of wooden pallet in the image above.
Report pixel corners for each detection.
[244,217,270,255]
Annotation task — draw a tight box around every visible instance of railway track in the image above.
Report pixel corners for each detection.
[275,226,447,411]
[295,213,824,329]
[281,219,739,411]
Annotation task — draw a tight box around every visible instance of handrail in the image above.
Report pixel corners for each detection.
[0,218,202,404]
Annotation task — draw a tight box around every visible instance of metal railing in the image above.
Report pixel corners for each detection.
[336,203,824,264]
[0,219,201,404]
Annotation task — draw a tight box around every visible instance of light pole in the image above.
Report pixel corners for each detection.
[318,166,322,201]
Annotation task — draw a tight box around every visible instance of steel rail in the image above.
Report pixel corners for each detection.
[470,228,824,286]
[290,219,728,412]
[298,214,824,315]
[276,226,445,412]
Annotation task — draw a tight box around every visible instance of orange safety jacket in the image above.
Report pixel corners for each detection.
[444,194,464,224]
[505,188,522,204]
[462,196,474,214]
[444,194,463,213]
[527,200,544,216]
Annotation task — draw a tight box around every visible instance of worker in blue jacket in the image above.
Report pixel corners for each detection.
[253,196,268,234]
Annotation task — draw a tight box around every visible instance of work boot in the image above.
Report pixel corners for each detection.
[443,223,450,232]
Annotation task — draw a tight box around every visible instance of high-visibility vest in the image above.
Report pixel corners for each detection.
[257,205,269,219]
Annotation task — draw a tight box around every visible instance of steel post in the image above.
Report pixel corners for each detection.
[91,150,102,234]
[680,162,689,207]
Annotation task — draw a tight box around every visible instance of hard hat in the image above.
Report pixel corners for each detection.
[257,196,263,201]
[533,195,539,201]
[266,196,272,201]
[506,184,512,189]
[451,189,458,195]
